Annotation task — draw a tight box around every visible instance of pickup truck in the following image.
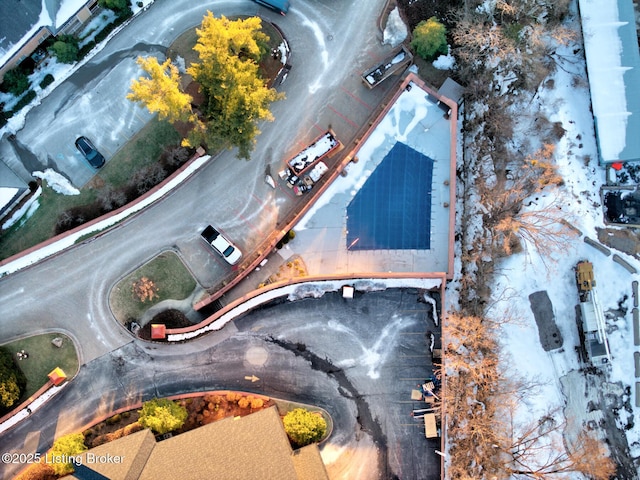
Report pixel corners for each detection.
[201,225,242,265]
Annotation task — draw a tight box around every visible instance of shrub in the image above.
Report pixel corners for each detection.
[0,112,10,128]
[1,68,30,95]
[11,89,37,113]
[238,397,249,408]
[106,413,121,425]
[0,346,26,412]
[250,398,264,409]
[49,433,87,475]
[14,460,56,480]
[99,0,133,17]
[49,35,79,63]
[39,73,55,89]
[283,408,327,447]
[138,398,187,434]
[411,17,448,61]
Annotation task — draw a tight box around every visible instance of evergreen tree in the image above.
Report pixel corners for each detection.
[411,17,448,61]
[1,68,30,95]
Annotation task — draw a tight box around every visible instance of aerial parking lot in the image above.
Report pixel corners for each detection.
[12,56,155,186]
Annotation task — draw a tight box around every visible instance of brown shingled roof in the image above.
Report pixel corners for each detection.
[72,406,329,480]
[292,444,331,480]
[71,428,156,480]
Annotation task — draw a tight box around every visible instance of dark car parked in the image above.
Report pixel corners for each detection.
[75,136,105,168]
[253,0,289,15]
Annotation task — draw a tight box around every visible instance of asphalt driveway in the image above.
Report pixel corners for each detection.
[0,289,441,480]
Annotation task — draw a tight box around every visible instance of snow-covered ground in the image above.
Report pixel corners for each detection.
[468,22,640,479]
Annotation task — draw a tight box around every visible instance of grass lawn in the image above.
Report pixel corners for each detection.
[0,185,98,260]
[166,28,199,68]
[3,333,79,400]
[110,250,197,324]
[99,116,180,187]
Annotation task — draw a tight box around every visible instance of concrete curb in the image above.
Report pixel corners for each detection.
[0,382,68,435]
[174,273,446,341]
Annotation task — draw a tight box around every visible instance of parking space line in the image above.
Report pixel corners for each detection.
[312,123,325,134]
[250,192,272,212]
[328,105,359,130]
[340,86,372,110]
[232,207,262,238]
[277,181,297,199]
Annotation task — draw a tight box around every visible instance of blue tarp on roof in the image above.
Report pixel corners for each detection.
[346,142,433,250]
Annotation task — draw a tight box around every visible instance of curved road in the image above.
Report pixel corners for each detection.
[0,1,442,479]
[1,0,393,363]
[0,291,441,479]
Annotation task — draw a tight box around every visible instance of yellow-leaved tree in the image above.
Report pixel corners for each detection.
[127,56,194,123]
[187,12,284,158]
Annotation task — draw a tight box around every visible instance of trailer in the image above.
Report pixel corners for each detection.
[575,262,611,367]
[286,130,339,175]
[279,130,342,195]
[361,45,413,89]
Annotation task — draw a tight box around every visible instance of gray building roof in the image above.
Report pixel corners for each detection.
[0,0,78,67]
[579,0,640,163]
[0,0,45,54]
[0,159,29,217]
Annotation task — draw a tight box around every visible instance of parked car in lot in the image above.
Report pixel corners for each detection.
[201,225,242,265]
[253,0,289,15]
[75,136,105,168]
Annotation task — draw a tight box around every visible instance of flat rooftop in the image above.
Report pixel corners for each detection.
[288,74,456,276]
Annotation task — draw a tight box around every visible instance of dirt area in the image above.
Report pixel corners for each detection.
[259,254,308,287]
[597,227,640,258]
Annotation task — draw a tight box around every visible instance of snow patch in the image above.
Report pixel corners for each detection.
[432,52,455,70]
[1,189,41,230]
[383,7,408,47]
[32,169,79,195]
